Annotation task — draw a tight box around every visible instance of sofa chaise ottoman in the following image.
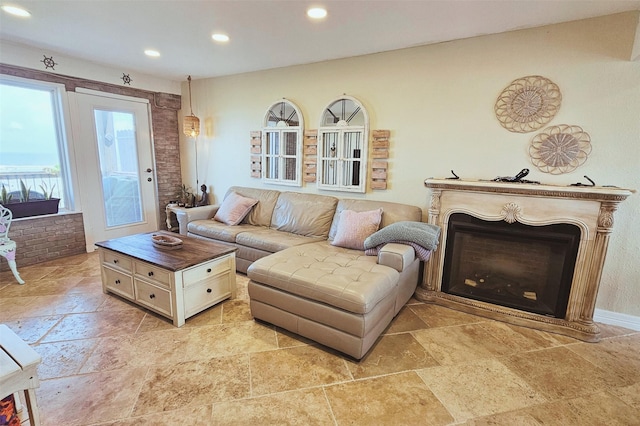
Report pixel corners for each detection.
[248,241,420,359]
[247,198,425,359]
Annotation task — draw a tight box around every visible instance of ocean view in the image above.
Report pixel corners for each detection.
[0,152,59,170]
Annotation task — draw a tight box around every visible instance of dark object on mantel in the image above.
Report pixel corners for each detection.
[492,168,540,184]
[446,170,460,180]
[570,175,596,187]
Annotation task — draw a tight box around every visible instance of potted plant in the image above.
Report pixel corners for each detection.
[1,180,60,219]
[1,185,12,205]
[179,184,195,208]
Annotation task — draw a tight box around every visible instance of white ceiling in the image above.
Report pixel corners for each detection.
[1,0,639,81]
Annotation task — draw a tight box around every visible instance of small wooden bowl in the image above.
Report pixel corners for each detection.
[151,234,183,249]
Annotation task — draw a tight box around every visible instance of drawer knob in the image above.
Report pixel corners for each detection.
[115,279,120,285]
[113,259,118,264]
[149,294,156,299]
[207,268,212,273]
[148,271,154,277]
[207,288,212,293]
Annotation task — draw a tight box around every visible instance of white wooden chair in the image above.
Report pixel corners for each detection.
[0,204,25,284]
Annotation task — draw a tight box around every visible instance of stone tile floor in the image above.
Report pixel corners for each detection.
[1,252,639,425]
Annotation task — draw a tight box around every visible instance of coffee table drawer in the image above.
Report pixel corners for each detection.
[134,261,171,289]
[184,274,232,318]
[183,255,232,284]
[101,251,133,273]
[134,279,172,317]
[103,267,134,299]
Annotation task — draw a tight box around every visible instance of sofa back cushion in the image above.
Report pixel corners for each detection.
[271,192,338,237]
[328,199,422,241]
[226,186,280,227]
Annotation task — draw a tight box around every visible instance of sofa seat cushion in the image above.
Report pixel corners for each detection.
[187,220,260,243]
[247,241,399,315]
[237,228,325,253]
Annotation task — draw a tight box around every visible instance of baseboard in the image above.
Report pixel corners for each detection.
[594,308,640,331]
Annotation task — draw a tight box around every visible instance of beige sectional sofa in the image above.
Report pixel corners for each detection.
[177,186,429,359]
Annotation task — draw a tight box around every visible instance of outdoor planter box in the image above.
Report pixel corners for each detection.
[5,198,60,219]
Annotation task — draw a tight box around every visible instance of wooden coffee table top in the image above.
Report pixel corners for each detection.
[95,231,236,272]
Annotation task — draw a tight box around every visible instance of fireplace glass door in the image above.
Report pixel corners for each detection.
[442,213,580,318]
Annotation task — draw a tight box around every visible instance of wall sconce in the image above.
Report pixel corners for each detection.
[183,75,200,138]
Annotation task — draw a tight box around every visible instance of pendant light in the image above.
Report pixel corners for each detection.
[183,75,200,138]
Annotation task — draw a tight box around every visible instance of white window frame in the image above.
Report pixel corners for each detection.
[317,95,369,193]
[261,99,304,187]
[0,75,77,210]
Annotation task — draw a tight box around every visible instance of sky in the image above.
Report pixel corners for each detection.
[0,82,59,167]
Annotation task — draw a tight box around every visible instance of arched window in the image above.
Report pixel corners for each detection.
[262,99,303,186]
[317,96,369,193]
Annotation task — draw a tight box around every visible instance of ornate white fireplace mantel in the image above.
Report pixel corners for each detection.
[417,178,634,341]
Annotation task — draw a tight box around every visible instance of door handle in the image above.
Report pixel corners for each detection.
[146,168,152,173]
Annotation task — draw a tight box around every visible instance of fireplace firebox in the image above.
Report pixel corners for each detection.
[417,178,634,342]
[442,213,580,318]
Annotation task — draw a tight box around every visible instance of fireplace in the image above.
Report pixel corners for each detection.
[443,213,580,318]
[417,178,633,342]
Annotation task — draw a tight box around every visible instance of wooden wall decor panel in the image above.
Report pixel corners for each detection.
[370,130,390,190]
[250,131,262,178]
[303,129,318,183]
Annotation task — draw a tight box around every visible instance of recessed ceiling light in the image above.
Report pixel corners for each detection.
[212,33,230,43]
[1,5,31,17]
[307,7,327,19]
[144,49,160,57]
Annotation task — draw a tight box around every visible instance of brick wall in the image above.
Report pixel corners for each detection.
[0,213,86,271]
[0,64,183,268]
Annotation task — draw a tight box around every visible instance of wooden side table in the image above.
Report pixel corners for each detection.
[165,204,218,236]
[165,204,187,233]
[0,324,41,426]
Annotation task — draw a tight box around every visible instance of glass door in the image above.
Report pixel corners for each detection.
[93,109,144,227]
[70,91,158,250]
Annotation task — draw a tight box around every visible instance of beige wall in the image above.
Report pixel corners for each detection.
[184,12,640,316]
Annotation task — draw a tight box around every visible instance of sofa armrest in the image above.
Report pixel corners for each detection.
[377,243,416,272]
[175,205,219,235]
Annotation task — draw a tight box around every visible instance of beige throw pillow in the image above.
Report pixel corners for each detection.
[213,191,259,226]
[331,208,383,250]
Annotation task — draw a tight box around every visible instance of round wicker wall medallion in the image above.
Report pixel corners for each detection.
[495,75,562,133]
[529,124,591,174]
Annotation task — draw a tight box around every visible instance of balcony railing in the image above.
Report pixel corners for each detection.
[0,170,65,207]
